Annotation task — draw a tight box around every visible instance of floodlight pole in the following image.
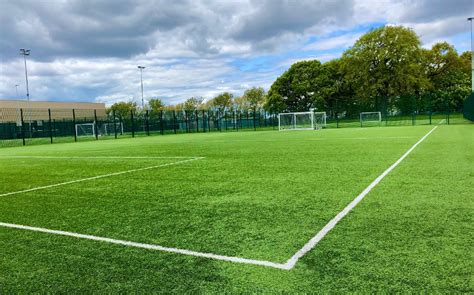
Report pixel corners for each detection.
[15,84,19,97]
[138,66,146,110]
[468,17,474,93]
[20,49,31,102]
[20,48,32,137]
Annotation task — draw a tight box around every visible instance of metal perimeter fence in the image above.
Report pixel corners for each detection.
[1,96,473,148]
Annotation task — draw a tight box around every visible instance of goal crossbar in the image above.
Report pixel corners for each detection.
[278,111,326,131]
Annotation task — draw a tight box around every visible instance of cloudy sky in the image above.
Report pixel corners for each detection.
[0,0,473,106]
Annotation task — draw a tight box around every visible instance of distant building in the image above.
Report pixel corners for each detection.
[0,100,107,122]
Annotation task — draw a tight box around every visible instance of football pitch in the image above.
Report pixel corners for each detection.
[0,124,472,292]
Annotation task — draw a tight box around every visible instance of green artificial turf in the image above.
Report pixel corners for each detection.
[0,124,472,292]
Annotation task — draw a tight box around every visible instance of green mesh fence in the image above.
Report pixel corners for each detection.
[1,94,471,148]
[464,93,474,122]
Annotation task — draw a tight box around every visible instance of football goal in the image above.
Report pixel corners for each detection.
[278,111,326,131]
[360,112,382,127]
[75,123,96,137]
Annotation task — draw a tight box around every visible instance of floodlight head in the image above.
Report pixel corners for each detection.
[468,17,474,21]
[20,48,31,55]
[138,66,145,69]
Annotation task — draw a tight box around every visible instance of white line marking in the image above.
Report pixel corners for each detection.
[0,156,202,159]
[0,222,290,270]
[0,157,204,197]
[306,136,417,141]
[283,125,438,269]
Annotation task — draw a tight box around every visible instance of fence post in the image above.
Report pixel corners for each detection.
[20,108,26,146]
[236,111,239,131]
[253,108,256,131]
[131,110,135,137]
[173,110,177,134]
[196,110,199,133]
[113,110,117,139]
[160,110,164,135]
[224,111,228,131]
[48,108,53,144]
[71,109,77,142]
[208,110,211,132]
[146,110,150,136]
[94,110,99,140]
[202,110,206,132]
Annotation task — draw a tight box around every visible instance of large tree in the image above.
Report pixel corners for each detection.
[265,60,332,112]
[422,43,471,111]
[342,26,427,110]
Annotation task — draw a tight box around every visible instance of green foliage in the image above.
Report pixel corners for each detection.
[110,101,137,118]
[148,98,165,112]
[243,87,266,109]
[422,43,471,111]
[342,26,427,106]
[266,60,333,112]
[183,97,204,111]
[266,25,470,115]
[210,92,234,112]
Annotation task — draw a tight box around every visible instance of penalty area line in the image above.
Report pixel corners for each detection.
[0,222,290,270]
[0,157,204,198]
[283,125,439,269]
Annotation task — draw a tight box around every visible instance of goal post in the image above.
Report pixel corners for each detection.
[75,123,96,137]
[278,111,326,131]
[360,112,382,127]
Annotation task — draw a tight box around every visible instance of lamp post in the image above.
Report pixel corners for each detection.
[20,48,32,137]
[468,17,474,93]
[137,66,146,110]
[15,84,19,98]
[19,49,31,101]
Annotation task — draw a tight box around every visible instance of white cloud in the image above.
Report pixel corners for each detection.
[0,0,472,105]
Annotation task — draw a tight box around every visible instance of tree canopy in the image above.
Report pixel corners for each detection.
[109,101,137,118]
[265,25,470,115]
[148,98,164,112]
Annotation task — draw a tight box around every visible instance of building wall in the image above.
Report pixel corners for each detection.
[0,100,105,110]
[0,100,106,122]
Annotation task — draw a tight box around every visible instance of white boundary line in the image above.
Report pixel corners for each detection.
[0,126,438,270]
[0,156,201,159]
[0,157,204,197]
[283,125,439,269]
[0,222,289,270]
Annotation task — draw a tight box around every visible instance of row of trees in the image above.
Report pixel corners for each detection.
[108,25,471,118]
[108,87,266,118]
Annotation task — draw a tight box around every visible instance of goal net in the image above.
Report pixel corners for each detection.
[278,111,326,131]
[360,112,382,127]
[75,123,96,137]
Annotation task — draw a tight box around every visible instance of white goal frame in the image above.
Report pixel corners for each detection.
[278,111,326,131]
[75,122,96,137]
[360,112,382,126]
